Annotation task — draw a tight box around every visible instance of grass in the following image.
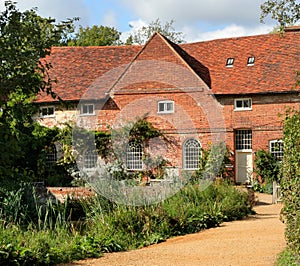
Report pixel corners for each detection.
[276,247,300,266]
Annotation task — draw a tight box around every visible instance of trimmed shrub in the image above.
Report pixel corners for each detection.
[281,110,300,260]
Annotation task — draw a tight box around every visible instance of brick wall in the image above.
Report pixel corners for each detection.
[36,91,300,181]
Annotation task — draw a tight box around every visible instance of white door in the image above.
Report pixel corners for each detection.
[236,152,253,183]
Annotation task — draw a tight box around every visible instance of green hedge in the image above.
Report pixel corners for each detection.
[281,110,300,262]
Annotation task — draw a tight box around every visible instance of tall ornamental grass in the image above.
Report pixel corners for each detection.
[0,181,252,265]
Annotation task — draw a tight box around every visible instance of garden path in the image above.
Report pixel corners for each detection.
[62,193,286,266]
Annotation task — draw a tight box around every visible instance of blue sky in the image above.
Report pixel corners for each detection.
[3,0,276,42]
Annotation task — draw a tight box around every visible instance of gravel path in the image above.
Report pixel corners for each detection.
[61,193,286,266]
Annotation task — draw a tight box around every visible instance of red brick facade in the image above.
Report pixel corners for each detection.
[36,28,300,183]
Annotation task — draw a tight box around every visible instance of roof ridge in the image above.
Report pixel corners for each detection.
[50,45,141,50]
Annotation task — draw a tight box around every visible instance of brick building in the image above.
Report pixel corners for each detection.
[35,27,300,183]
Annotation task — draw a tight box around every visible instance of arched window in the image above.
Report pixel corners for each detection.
[83,149,98,169]
[46,144,57,167]
[183,139,201,170]
[126,141,143,170]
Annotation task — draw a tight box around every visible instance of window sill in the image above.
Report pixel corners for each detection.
[40,115,55,118]
[157,111,174,114]
[79,113,96,117]
[234,108,252,112]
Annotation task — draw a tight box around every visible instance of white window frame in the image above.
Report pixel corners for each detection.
[247,56,255,66]
[126,142,143,170]
[269,139,284,161]
[40,106,55,118]
[226,58,234,67]
[83,149,98,169]
[235,129,252,151]
[46,143,57,167]
[158,100,174,114]
[234,98,252,111]
[80,103,95,116]
[183,139,202,170]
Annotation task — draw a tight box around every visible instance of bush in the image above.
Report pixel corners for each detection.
[252,180,273,194]
[87,182,252,249]
[280,110,300,260]
[0,182,252,265]
[254,149,281,183]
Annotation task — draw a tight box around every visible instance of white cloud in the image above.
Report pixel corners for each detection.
[101,10,118,27]
[118,0,275,42]
[1,0,275,43]
[120,19,147,42]
[120,19,273,44]
[120,0,264,26]
[1,0,90,25]
[184,24,274,42]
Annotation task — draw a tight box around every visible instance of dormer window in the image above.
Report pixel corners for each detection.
[226,58,234,67]
[247,56,255,66]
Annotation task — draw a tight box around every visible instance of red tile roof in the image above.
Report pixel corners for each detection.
[36,45,140,102]
[37,29,300,103]
[182,31,300,94]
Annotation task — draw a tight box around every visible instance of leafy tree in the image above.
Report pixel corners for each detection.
[67,25,122,46]
[260,0,300,29]
[0,1,74,180]
[126,18,185,45]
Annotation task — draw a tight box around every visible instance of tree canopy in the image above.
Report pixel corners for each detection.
[0,1,75,107]
[67,19,185,46]
[260,0,300,29]
[126,19,185,45]
[0,1,74,180]
[67,25,122,46]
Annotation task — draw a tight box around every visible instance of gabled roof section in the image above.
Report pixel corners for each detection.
[110,32,209,95]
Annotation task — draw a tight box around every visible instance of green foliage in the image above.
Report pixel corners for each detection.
[276,247,300,266]
[93,118,172,181]
[0,1,75,181]
[129,118,163,143]
[281,109,300,258]
[252,180,273,194]
[126,18,185,45]
[0,182,252,265]
[0,1,75,105]
[254,149,282,183]
[87,182,252,249]
[193,142,233,182]
[68,25,122,46]
[95,131,111,159]
[260,0,300,30]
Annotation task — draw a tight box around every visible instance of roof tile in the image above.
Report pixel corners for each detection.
[36,30,300,103]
